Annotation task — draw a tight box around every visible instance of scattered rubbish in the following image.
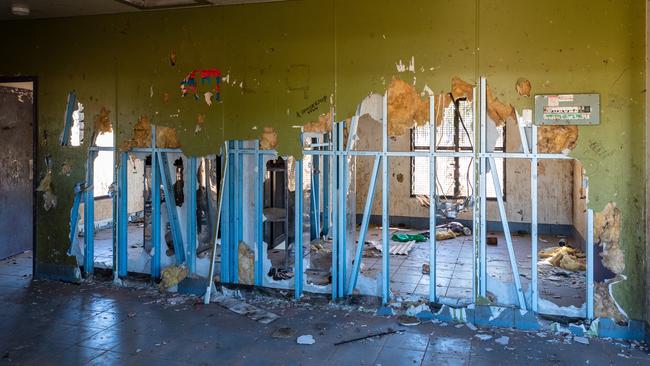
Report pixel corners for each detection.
[558,238,567,247]
[455,324,464,329]
[211,294,278,324]
[475,334,493,341]
[405,303,430,317]
[421,263,430,274]
[484,347,493,352]
[268,267,294,281]
[397,315,421,326]
[366,240,415,256]
[466,323,478,331]
[296,335,315,345]
[538,246,586,271]
[272,327,296,339]
[334,328,402,346]
[392,233,427,243]
[495,336,510,346]
[487,236,498,245]
[574,336,590,345]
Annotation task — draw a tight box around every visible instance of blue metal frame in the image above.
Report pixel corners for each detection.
[220,146,232,283]
[337,122,347,296]
[331,125,339,299]
[187,157,198,275]
[83,151,96,275]
[294,158,304,299]
[151,130,162,279]
[117,152,128,277]
[255,143,265,285]
[233,141,243,284]
[428,95,437,303]
[381,93,390,304]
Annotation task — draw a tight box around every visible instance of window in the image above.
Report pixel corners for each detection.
[411,98,505,199]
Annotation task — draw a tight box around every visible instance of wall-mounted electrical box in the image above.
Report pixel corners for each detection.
[534,93,600,125]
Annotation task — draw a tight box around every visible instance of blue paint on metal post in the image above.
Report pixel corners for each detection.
[331,125,339,299]
[381,93,390,304]
[187,157,198,275]
[255,142,264,286]
[348,155,381,294]
[151,147,162,279]
[233,141,243,284]
[294,158,304,299]
[84,151,96,275]
[586,208,594,319]
[221,144,232,283]
[118,152,128,277]
[428,95,437,303]
[338,122,347,296]
[312,147,321,238]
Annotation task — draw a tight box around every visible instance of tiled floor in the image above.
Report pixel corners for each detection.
[360,226,586,307]
[0,251,648,366]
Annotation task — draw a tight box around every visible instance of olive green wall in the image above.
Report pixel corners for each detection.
[0,0,645,319]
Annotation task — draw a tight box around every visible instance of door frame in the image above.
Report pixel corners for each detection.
[0,76,38,273]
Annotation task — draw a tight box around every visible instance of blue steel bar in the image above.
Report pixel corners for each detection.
[322,134,330,237]
[233,141,243,284]
[117,152,128,277]
[381,93,390,304]
[255,142,264,285]
[157,151,186,264]
[331,124,339,299]
[478,77,487,297]
[294,158,304,299]
[531,125,539,312]
[220,143,232,283]
[338,122,347,296]
[587,208,594,319]
[428,95,437,303]
[151,142,162,279]
[347,155,380,294]
[187,157,198,275]
[84,151,96,275]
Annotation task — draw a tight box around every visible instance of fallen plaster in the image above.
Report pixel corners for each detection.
[160,264,189,290]
[538,125,579,153]
[36,170,57,211]
[260,127,278,150]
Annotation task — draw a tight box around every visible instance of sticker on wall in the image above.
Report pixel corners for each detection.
[180,68,222,105]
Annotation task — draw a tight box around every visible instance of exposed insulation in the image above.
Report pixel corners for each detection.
[36,170,56,211]
[451,76,474,101]
[93,106,113,134]
[387,78,419,136]
[156,126,181,148]
[120,115,151,150]
[260,126,278,150]
[594,281,627,323]
[516,78,532,97]
[595,202,624,274]
[238,242,255,286]
[302,111,332,133]
[159,264,188,289]
[537,126,579,153]
[538,246,586,271]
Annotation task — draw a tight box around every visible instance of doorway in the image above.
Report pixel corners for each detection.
[0,78,36,266]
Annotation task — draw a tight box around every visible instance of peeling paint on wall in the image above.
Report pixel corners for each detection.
[157,126,181,149]
[121,116,152,150]
[595,202,624,275]
[260,127,278,150]
[537,125,579,153]
[93,106,112,136]
[302,111,332,133]
[36,171,57,211]
[515,78,531,97]
[238,241,255,285]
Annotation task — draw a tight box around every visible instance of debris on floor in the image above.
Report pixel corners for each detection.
[366,240,415,256]
[397,315,421,326]
[159,264,188,290]
[296,334,315,345]
[421,263,430,274]
[487,236,498,245]
[538,246,586,271]
[268,267,294,281]
[334,329,401,346]
[271,327,297,339]
[391,232,427,242]
[495,336,510,346]
[211,292,279,324]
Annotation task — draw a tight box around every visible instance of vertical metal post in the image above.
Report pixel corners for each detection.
[331,124,339,299]
[586,208,594,319]
[117,151,128,277]
[531,125,539,312]
[472,87,478,301]
[338,122,347,296]
[187,157,198,275]
[220,146,231,283]
[151,138,162,279]
[255,142,264,286]
[233,141,242,284]
[381,93,390,304]
[294,158,304,299]
[428,95,437,303]
[157,151,186,264]
[478,77,487,297]
[84,150,96,275]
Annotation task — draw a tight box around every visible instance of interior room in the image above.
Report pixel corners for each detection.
[0,1,649,365]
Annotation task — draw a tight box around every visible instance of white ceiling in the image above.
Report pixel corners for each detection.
[0,0,285,20]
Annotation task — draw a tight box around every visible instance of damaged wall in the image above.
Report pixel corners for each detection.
[0,0,644,319]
